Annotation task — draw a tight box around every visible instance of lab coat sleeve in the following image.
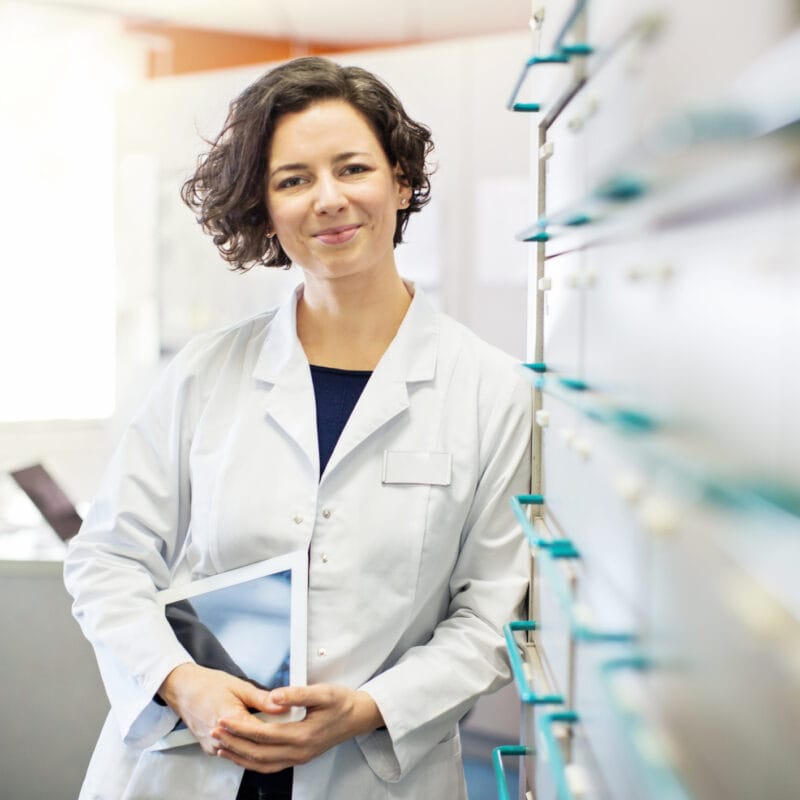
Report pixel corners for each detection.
[63,339,210,748]
[356,366,531,781]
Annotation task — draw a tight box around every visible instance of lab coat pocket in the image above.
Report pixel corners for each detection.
[382,451,452,486]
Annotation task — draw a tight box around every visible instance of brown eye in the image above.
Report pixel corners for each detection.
[276,176,305,189]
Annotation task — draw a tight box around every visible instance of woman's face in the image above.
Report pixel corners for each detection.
[265,99,410,281]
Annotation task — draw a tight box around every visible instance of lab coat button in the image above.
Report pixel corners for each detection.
[318,647,327,657]
[321,553,329,563]
[293,515,303,524]
[322,508,331,519]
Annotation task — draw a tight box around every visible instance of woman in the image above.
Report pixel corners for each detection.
[64,56,531,800]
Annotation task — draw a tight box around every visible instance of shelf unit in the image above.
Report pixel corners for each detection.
[496,2,800,798]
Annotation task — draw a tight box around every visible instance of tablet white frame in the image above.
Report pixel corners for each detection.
[150,549,308,750]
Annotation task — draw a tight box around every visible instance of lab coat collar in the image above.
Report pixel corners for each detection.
[251,280,438,385]
[251,285,302,385]
[379,279,440,384]
[252,280,439,480]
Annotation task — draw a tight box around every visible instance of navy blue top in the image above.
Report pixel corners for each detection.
[310,364,372,476]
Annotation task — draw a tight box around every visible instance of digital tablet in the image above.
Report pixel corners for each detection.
[149,549,308,750]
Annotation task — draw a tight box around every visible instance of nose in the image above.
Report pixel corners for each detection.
[313,174,347,215]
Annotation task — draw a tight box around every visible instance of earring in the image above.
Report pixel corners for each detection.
[401,197,409,206]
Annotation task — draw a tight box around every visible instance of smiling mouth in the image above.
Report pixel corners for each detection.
[313,224,361,245]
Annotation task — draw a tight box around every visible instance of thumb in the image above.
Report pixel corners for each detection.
[234,679,284,714]
[269,685,321,708]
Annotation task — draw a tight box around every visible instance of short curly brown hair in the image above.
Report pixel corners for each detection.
[181,56,434,270]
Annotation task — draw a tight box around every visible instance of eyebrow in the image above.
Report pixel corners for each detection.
[269,151,373,179]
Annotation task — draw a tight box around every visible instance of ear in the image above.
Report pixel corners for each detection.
[393,166,411,209]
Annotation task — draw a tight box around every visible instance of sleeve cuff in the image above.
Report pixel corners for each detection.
[120,699,181,750]
[105,649,194,749]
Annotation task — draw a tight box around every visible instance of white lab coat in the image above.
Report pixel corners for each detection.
[64,282,531,800]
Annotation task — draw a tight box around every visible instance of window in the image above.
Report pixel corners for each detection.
[0,4,144,421]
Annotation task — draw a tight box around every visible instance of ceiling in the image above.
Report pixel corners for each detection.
[18,0,532,43]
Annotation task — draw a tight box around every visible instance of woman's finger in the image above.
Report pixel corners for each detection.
[213,727,312,768]
[270,684,336,709]
[234,680,285,714]
[216,715,303,744]
[213,728,279,761]
[215,747,293,774]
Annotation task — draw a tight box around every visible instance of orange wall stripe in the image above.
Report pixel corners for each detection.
[126,23,407,78]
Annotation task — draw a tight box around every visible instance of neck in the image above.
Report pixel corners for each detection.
[296,269,412,370]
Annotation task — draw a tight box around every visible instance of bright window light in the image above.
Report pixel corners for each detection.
[0,4,144,421]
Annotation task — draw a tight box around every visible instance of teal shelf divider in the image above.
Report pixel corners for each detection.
[560,42,594,56]
[525,371,799,523]
[510,495,580,557]
[516,210,597,240]
[507,53,570,112]
[492,745,529,800]
[512,102,542,112]
[506,0,592,112]
[537,711,581,800]
[516,228,550,242]
[523,362,548,373]
[521,230,551,242]
[565,212,593,226]
[558,376,590,392]
[522,372,660,436]
[538,545,636,644]
[594,173,648,202]
[504,621,565,705]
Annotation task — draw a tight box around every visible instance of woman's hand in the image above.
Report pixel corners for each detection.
[158,663,286,756]
[211,684,385,773]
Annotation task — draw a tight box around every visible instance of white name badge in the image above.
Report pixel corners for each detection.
[382,451,452,486]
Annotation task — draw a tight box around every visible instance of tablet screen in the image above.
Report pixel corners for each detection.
[151,550,307,749]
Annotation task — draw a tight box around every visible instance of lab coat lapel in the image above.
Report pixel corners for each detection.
[322,285,439,481]
[252,286,320,479]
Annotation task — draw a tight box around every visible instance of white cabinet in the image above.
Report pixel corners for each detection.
[504,1,800,798]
